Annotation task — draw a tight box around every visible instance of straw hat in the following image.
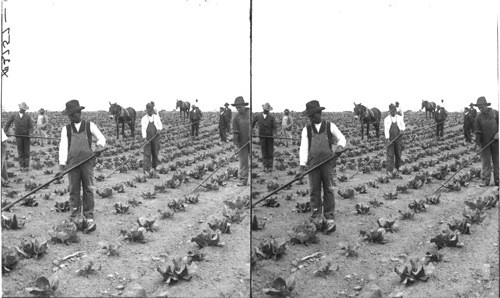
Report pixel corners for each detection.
[18,102,29,110]
[262,103,273,111]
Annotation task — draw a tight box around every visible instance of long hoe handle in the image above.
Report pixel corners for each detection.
[2,148,108,212]
[192,140,251,193]
[252,149,347,207]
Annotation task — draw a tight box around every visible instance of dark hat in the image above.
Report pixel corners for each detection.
[146,103,154,111]
[39,108,45,113]
[62,100,85,116]
[284,109,290,113]
[469,103,475,107]
[389,103,396,111]
[473,96,491,106]
[224,103,229,106]
[302,100,325,117]
[231,96,248,107]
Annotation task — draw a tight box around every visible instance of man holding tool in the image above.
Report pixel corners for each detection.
[224,102,232,133]
[3,102,34,172]
[252,102,277,172]
[219,107,230,142]
[55,100,106,226]
[473,96,499,187]
[35,108,49,146]
[295,100,346,220]
[232,96,250,186]
[141,102,163,175]
[190,105,203,139]
[384,103,406,175]
[281,109,294,147]
[434,105,448,141]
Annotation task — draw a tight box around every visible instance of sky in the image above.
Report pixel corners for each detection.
[252,0,499,113]
[1,0,498,115]
[0,0,250,113]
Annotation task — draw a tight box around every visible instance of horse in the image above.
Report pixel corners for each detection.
[421,100,436,118]
[108,102,136,139]
[353,102,381,140]
[176,100,191,119]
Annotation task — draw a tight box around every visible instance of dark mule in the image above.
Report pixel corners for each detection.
[353,102,381,140]
[421,100,436,118]
[176,100,191,119]
[108,102,136,139]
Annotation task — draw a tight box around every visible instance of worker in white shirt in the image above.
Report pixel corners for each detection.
[55,100,106,224]
[141,102,163,174]
[395,101,404,118]
[384,103,406,175]
[295,100,347,220]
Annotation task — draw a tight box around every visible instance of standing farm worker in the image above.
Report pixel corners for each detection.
[463,104,477,143]
[190,105,202,139]
[141,102,163,175]
[395,101,404,118]
[55,100,106,225]
[1,129,8,184]
[219,107,230,142]
[473,96,499,187]
[252,103,277,172]
[34,108,49,146]
[281,109,294,147]
[224,102,232,133]
[384,103,406,175]
[232,96,250,186]
[3,102,34,172]
[434,105,448,140]
[296,100,346,220]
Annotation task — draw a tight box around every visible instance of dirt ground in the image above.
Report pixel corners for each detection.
[251,111,499,298]
[2,111,250,297]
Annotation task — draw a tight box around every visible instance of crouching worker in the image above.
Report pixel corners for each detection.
[296,100,346,220]
[56,100,106,227]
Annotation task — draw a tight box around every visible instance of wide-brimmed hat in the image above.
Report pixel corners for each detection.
[284,109,290,113]
[473,96,491,107]
[389,103,396,111]
[262,103,273,111]
[224,103,229,107]
[62,100,85,116]
[146,103,154,111]
[302,100,325,117]
[39,108,45,113]
[231,96,248,107]
[18,102,29,110]
[469,103,475,107]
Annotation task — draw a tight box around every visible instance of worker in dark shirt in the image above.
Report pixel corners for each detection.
[252,103,277,172]
[3,102,34,172]
[473,97,499,187]
[232,96,250,186]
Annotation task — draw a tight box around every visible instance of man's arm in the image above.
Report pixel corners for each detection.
[384,117,390,139]
[155,115,163,131]
[398,115,406,131]
[141,116,147,138]
[90,122,106,148]
[330,123,346,148]
[58,126,68,167]
[3,114,14,133]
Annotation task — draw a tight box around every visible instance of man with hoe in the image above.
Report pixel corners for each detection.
[473,96,498,187]
[55,100,106,227]
[296,100,346,220]
[252,103,277,172]
[190,105,203,139]
[435,104,448,140]
[281,109,294,147]
[141,102,163,175]
[224,102,232,133]
[219,107,230,142]
[3,102,34,172]
[232,96,250,186]
[384,103,406,175]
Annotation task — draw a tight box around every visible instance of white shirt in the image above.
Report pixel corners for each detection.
[299,122,347,166]
[58,121,106,166]
[141,114,163,138]
[395,106,404,118]
[384,114,406,139]
[2,129,7,142]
